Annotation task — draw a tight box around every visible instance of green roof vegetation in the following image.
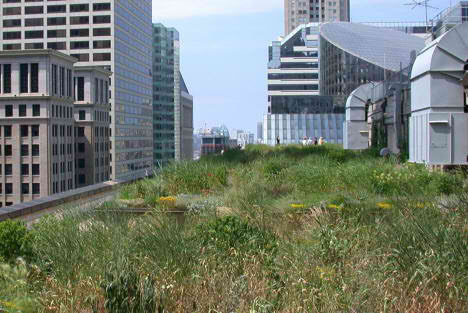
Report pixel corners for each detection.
[1,144,467,312]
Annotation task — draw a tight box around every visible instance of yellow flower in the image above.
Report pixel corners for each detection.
[290,203,305,209]
[158,196,176,207]
[377,202,392,209]
[327,204,341,210]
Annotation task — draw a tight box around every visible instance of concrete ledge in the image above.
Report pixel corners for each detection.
[0,179,131,222]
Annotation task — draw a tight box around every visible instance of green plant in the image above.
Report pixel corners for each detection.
[0,220,34,263]
[102,257,160,313]
[196,215,278,257]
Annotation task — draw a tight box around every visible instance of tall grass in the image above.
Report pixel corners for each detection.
[1,144,466,313]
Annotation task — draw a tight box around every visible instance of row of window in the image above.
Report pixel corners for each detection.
[52,178,73,194]
[2,2,111,12]
[0,163,40,176]
[3,30,111,41]
[0,125,39,138]
[3,5,111,17]
[4,104,40,117]
[0,183,40,195]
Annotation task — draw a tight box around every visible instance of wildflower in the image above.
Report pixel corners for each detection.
[207,173,213,177]
[290,203,305,209]
[159,196,176,208]
[327,204,341,210]
[377,202,392,209]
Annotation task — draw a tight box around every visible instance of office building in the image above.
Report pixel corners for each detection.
[320,22,426,105]
[73,66,111,188]
[284,0,350,35]
[177,73,194,161]
[268,23,337,115]
[152,23,177,168]
[0,50,76,206]
[0,0,154,180]
[201,126,230,156]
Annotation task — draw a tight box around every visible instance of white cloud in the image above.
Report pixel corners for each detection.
[152,0,283,19]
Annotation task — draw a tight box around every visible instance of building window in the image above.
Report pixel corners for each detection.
[78,143,85,153]
[93,40,111,49]
[93,15,111,24]
[25,42,44,50]
[21,125,28,137]
[52,64,58,94]
[5,183,13,195]
[32,104,40,117]
[93,28,111,36]
[93,53,111,61]
[5,164,12,176]
[25,30,43,39]
[95,78,99,103]
[3,31,21,40]
[31,125,39,137]
[19,105,27,117]
[76,77,85,101]
[32,144,39,156]
[32,164,39,175]
[47,29,66,38]
[47,5,66,13]
[25,18,43,27]
[78,159,85,169]
[60,67,65,96]
[47,17,66,26]
[29,63,38,92]
[21,145,29,156]
[70,29,89,37]
[32,183,40,195]
[79,110,86,120]
[21,164,29,175]
[70,16,89,25]
[3,64,11,93]
[93,3,111,11]
[78,174,86,185]
[4,126,11,137]
[3,19,21,28]
[70,4,89,12]
[5,105,13,117]
[25,6,43,14]
[70,41,89,50]
[5,145,12,156]
[3,7,21,15]
[70,54,90,62]
[77,127,85,137]
[22,183,30,194]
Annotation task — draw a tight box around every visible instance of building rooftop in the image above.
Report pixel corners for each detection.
[320,22,426,72]
[0,49,77,63]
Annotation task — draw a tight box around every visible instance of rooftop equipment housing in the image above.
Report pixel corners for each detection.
[409,23,468,165]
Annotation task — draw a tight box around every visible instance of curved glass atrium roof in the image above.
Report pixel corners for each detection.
[320,22,426,72]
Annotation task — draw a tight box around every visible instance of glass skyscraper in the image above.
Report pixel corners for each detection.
[152,24,179,168]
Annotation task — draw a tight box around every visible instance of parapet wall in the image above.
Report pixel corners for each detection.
[0,179,130,222]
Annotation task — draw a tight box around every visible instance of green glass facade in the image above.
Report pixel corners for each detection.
[152,24,179,168]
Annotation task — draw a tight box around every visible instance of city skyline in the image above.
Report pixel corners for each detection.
[153,0,455,134]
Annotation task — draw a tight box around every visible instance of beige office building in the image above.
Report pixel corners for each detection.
[0,50,76,207]
[0,0,153,181]
[73,66,111,188]
[284,0,350,35]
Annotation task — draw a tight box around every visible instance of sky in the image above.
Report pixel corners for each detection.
[152,0,456,134]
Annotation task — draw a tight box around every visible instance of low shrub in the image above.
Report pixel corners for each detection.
[0,220,34,263]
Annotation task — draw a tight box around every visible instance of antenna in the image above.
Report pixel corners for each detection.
[404,0,439,31]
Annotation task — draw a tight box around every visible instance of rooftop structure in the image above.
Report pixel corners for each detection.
[431,1,468,39]
[320,22,426,105]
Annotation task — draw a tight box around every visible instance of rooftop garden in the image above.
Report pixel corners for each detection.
[1,144,467,313]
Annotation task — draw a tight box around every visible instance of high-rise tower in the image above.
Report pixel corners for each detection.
[284,0,350,35]
[0,0,154,181]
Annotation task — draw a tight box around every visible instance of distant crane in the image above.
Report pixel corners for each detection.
[404,0,439,31]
